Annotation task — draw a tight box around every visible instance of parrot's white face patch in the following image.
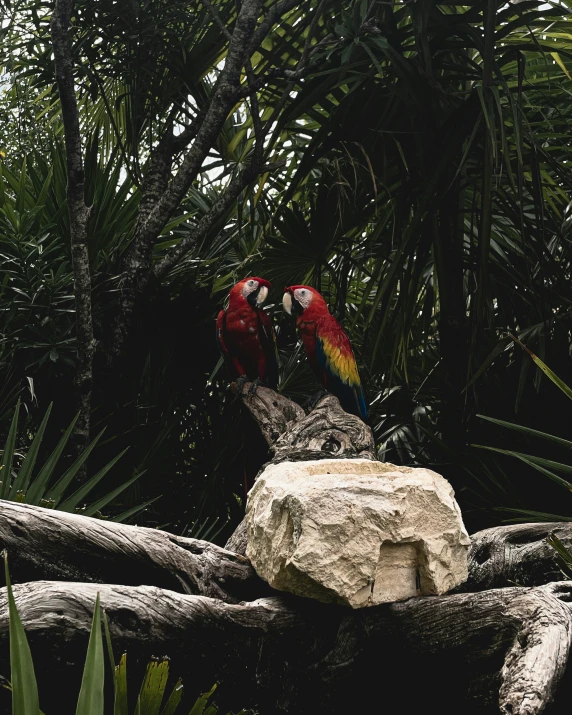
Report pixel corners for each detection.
[242,279,259,299]
[242,279,269,307]
[282,292,293,315]
[293,288,313,310]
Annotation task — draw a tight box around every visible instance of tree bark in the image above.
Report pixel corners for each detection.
[51,0,95,455]
[0,501,263,603]
[236,386,376,461]
[466,521,572,591]
[2,500,570,604]
[2,578,572,714]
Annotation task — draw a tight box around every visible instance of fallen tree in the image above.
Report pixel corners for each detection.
[2,386,572,714]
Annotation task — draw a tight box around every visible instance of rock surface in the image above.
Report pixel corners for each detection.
[245,459,470,607]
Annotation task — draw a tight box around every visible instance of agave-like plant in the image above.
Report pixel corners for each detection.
[0,400,150,522]
[1,553,252,714]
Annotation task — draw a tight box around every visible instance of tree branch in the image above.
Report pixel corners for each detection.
[231,383,305,448]
[50,0,95,456]
[247,0,302,57]
[152,160,284,282]
[3,578,572,714]
[0,501,263,603]
[466,522,572,591]
[133,0,263,250]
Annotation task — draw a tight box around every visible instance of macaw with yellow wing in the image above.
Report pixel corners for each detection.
[282,285,367,420]
[217,277,278,390]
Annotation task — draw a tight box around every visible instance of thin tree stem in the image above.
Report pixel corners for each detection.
[51,0,95,460]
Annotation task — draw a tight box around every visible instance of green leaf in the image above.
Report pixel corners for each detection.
[511,453,572,475]
[159,679,184,715]
[57,447,129,512]
[530,353,572,400]
[136,659,170,715]
[550,51,572,79]
[189,684,217,715]
[102,611,116,671]
[497,508,572,523]
[25,413,79,505]
[473,445,572,491]
[45,428,106,504]
[75,594,105,715]
[9,403,52,499]
[464,336,513,391]
[477,415,572,449]
[81,470,146,517]
[0,399,21,500]
[546,534,572,576]
[113,497,160,524]
[113,654,129,715]
[510,334,572,400]
[3,551,40,715]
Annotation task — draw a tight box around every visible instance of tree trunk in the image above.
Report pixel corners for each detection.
[433,181,468,451]
[51,0,95,457]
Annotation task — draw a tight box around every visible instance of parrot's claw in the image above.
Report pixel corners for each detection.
[248,378,264,396]
[235,375,250,394]
[305,389,330,412]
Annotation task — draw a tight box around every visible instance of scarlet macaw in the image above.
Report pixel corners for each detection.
[216,277,278,389]
[283,285,367,420]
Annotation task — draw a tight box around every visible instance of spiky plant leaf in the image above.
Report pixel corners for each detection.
[75,594,105,715]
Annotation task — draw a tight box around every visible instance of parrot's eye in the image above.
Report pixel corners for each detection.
[300,289,306,294]
[248,280,255,286]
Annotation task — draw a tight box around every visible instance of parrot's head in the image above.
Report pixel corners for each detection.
[282,285,327,317]
[232,277,272,308]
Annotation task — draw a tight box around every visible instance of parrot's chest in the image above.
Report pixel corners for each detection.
[225,309,260,346]
[296,320,318,362]
[296,319,315,334]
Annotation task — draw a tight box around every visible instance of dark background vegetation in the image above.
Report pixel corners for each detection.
[0,0,571,540]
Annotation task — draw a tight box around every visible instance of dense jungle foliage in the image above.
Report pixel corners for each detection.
[0,0,571,539]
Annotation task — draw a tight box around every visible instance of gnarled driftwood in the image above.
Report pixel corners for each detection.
[466,522,572,591]
[2,577,572,714]
[0,500,263,603]
[2,387,572,714]
[236,385,376,461]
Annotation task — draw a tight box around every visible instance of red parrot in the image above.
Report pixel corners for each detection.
[283,285,367,420]
[216,277,278,389]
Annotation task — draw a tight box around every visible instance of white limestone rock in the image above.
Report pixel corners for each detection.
[245,459,470,608]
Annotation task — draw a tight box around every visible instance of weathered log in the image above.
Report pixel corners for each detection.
[467,522,572,591]
[233,382,305,447]
[237,385,376,461]
[0,501,265,603]
[224,517,248,555]
[2,579,572,714]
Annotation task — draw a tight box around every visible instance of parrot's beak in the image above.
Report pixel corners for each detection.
[282,291,293,315]
[256,285,269,306]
